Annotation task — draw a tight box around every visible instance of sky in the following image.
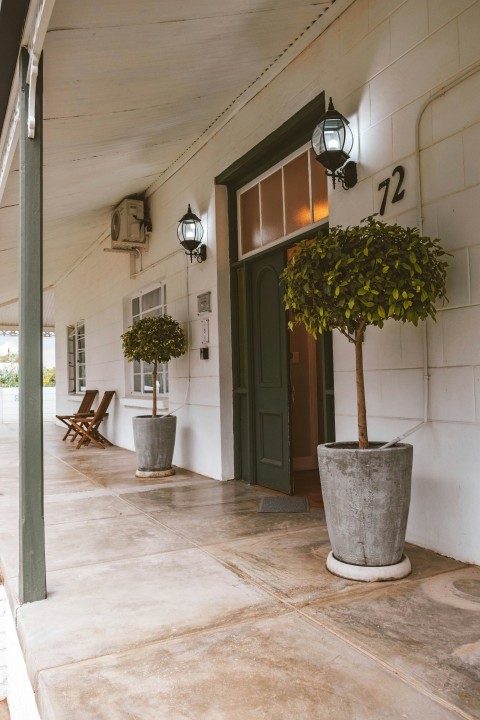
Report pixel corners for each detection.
[0,334,56,368]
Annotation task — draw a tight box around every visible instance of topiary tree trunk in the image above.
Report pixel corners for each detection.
[152,360,157,417]
[355,321,368,448]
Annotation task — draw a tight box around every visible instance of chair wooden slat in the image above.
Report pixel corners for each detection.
[69,391,116,449]
[56,389,99,441]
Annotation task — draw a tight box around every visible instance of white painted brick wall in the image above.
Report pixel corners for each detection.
[52,0,480,561]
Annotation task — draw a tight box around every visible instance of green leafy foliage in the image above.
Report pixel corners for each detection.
[281,215,449,447]
[121,315,186,365]
[43,367,56,386]
[282,216,449,339]
[0,367,19,387]
[121,314,186,417]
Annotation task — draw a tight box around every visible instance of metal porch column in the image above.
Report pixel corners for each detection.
[19,47,46,603]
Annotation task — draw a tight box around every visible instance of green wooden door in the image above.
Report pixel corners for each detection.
[251,248,292,494]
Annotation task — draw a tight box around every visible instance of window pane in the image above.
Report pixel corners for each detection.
[78,365,85,379]
[239,185,261,254]
[133,360,141,373]
[163,286,167,307]
[78,337,85,350]
[142,308,160,318]
[142,288,160,312]
[157,373,164,395]
[132,297,140,316]
[133,374,141,392]
[77,324,85,336]
[260,170,283,246]
[143,374,153,393]
[142,361,153,374]
[78,351,85,364]
[284,152,311,234]
[310,148,329,222]
[132,315,140,325]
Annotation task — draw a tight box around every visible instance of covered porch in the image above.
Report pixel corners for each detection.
[0,423,479,719]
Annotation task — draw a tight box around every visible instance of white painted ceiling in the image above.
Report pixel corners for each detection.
[0,0,337,321]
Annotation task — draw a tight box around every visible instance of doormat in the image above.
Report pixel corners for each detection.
[258,496,310,513]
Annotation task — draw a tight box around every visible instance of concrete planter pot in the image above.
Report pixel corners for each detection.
[317,442,413,581]
[132,415,177,478]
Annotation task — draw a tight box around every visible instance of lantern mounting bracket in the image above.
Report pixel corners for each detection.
[325,160,358,190]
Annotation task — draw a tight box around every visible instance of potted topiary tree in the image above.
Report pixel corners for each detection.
[282,216,448,581]
[121,315,187,478]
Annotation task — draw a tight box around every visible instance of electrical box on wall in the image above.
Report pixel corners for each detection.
[201,319,209,345]
[111,198,146,249]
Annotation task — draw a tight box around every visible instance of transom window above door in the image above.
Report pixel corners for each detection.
[237,146,328,259]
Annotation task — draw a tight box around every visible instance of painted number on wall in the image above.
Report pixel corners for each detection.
[377,165,405,216]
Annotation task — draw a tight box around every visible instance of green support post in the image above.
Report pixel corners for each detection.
[19,47,46,603]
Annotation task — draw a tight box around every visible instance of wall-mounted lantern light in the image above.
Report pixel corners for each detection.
[177,204,206,263]
[312,97,357,190]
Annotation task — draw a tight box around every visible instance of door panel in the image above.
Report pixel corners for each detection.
[251,248,291,493]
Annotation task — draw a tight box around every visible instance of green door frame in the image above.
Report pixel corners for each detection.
[215,92,336,485]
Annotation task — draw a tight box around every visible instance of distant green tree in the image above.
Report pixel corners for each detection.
[43,367,56,386]
[0,352,19,363]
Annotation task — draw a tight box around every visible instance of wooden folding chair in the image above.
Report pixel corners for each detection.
[69,391,115,449]
[56,389,98,441]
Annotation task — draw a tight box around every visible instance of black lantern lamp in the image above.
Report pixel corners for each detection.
[177,204,206,263]
[312,97,357,190]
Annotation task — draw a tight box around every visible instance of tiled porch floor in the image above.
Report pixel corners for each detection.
[0,423,479,719]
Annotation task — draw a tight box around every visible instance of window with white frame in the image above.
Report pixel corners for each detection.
[67,321,86,393]
[131,283,168,395]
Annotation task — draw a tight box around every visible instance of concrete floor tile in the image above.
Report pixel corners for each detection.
[2,424,479,719]
[209,527,368,605]
[45,494,139,525]
[120,479,259,512]
[37,613,462,720]
[404,543,466,580]
[43,514,194,570]
[149,501,325,546]
[303,566,480,717]
[209,534,467,606]
[16,548,282,678]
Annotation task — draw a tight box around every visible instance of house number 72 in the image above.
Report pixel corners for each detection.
[377,165,405,216]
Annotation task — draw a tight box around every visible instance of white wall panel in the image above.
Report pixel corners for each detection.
[436,184,480,250]
[420,134,465,205]
[390,0,428,58]
[429,366,475,422]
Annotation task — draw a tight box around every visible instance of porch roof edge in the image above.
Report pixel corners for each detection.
[0,0,30,139]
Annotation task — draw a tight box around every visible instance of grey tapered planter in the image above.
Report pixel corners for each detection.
[317,442,413,571]
[132,415,177,478]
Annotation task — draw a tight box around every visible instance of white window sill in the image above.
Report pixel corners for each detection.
[120,396,169,411]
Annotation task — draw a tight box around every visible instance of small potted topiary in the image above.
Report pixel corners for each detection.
[282,215,448,581]
[121,315,186,478]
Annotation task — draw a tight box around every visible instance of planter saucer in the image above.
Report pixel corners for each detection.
[326,551,411,582]
[135,468,175,479]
